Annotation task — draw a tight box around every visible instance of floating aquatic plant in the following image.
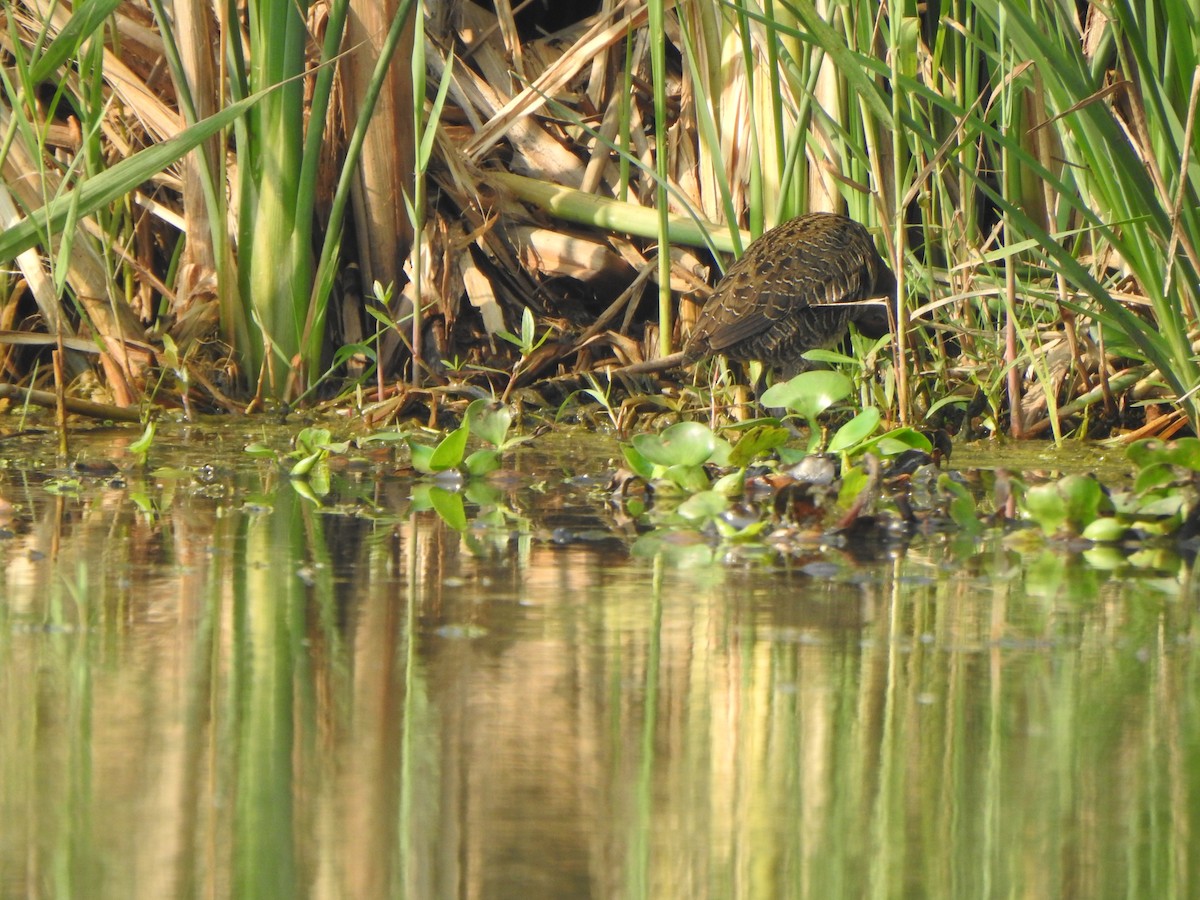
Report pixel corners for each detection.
[406,398,532,478]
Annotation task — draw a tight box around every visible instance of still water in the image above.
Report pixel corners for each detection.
[1,422,1198,898]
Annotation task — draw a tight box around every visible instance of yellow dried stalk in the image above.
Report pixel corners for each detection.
[459,253,506,337]
[24,0,179,143]
[464,0,661,161]
[510,226,635,286]
[429,17,583,185]
[343,0,416,307]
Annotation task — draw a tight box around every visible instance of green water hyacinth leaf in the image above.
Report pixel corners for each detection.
[863,428,933,457]
[290,450,323,477]
[1022,482,1068,535]
[429,425,469,472]
[1133,462,1175,493]
[675,490,730,523]
[1058,475,1105,531]
[664,463,711,494]
[938,475,982,535]
[706,435,734,468]
[1136,494,1186,519]
[1126,439,1162,469]
[632,421,717,467]
[759,371,853,419]
[728,425,789,467]
[408,441,437,475]
[464,449,502,478]
[1166,439,1200,470]
[1125,438,1200,471]
[621,443,656,481]
[295,427,348,456]
[838,465,870,507]
[828,407,880,454]
[1081,517,1128,543]
[711,468,745,497]
[466,398,513,448]
[294,462,330,499]
[299,426,332,444]
[429,487,468,532]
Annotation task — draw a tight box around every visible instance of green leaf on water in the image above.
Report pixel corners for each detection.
[865,428,933,456]
[1022,482,1068,535]
[466,398,513,448]
[407,440,437,475]
[290,450,323,477]
[1058,474,1104,531]
[1126,439,1162,469]
[675,490,730,522]
[707,434,734,467]
[464,448,502,477]
[429,425,469,471]
[759,370,852,419]
[828,407,881,453]
[429,486,468,532]
[838,464,870,507]
[1163,438,1200,471]
[129,421,156,463]
[631,421,717,468]
[711,468,745,497]
[663,463,710,493]
[1081,517,1127,542]
[728,424,789,467]
[621,443,656,480]
[938,475,983,535]
[1134,462,1175,493]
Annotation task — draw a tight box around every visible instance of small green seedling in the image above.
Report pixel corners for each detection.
[497,306,554,358]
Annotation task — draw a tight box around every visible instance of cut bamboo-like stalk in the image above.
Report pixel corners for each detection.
[487,170,750,254]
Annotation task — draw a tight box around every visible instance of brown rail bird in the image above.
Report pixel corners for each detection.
[617,212,895,377]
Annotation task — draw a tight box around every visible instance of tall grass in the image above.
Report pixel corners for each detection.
[0,0,418,402]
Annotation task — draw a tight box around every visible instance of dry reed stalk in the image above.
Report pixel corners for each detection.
[429,13,584,184]
[0,105,147,393]
[339,0,417,377]
[172,0,222,321]
[463,1,657,162]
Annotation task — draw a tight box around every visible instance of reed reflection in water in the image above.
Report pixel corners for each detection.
[0,468,1197,898]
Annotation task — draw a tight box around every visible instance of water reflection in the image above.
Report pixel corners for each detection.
[0,445,1198,898]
